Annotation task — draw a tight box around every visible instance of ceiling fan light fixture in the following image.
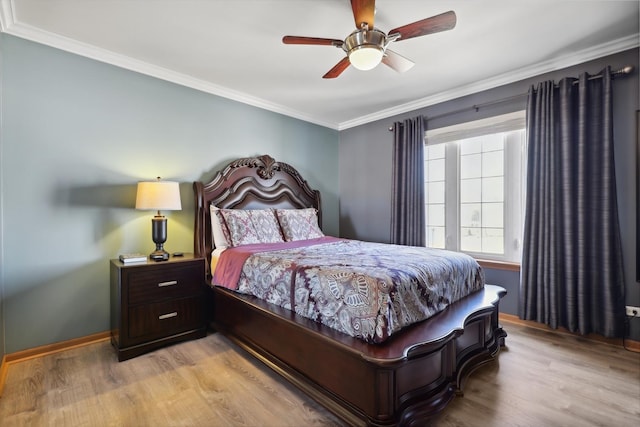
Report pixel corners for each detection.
[348,46,384,70]
[283,7,458,79]
[344,28,387,71]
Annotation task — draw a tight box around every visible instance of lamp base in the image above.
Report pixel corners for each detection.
[149,249,170,261]
[150,215,170,261]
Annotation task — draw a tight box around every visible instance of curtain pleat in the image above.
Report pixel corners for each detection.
[391,116,425,246]
[520,66,626,337]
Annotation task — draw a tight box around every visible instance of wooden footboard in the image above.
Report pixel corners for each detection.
[210,284,507,426]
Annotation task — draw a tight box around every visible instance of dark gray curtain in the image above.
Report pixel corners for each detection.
[520,66,626,337]
[391,116,425,246]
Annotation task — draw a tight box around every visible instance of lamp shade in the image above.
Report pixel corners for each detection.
[135,180,182,211]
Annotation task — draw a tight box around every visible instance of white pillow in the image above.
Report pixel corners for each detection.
[209,205,229,249]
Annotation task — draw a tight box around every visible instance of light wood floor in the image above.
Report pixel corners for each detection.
[1,323,638,426]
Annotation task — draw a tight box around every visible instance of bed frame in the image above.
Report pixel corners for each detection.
[193,154,507,426]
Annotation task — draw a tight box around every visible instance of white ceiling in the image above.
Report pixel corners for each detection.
[1,1,638,130]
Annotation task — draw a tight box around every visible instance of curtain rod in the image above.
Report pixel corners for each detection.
[388,65,634,130]
[564,64,634,86]
[601,65,633,78]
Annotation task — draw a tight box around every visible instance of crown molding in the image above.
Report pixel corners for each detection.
[338,34,639,130]
[0,5,339,129]
[0,0,16,32]
[1,0,636,132]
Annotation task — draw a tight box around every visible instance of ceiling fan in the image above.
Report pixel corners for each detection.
[282,0,457,79]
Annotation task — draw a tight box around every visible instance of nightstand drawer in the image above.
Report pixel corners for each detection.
[128,264,203,304]
[128,296,204,342]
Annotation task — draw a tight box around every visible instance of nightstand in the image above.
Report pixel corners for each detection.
[110,254,207,361]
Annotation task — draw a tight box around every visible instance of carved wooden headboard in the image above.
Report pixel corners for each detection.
[193,154,321,274]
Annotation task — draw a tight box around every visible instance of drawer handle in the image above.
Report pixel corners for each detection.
[158,280,178,287]
[158,312,178,320]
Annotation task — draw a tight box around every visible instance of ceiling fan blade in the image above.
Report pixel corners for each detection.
[389,10,457,41]
[282,36,343,47]
[382,49,415,73]
[351,0,375,29]
[323,57,351,79]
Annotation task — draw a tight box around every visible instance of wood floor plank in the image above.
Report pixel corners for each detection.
[0,323,638,426]
[433,324,640,426]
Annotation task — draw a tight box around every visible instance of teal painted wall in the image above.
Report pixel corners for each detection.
[0,34,339,353]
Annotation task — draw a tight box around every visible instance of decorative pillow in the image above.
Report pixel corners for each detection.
[209,205,230,249]
[216,209,261,247]
[275,208,324,241]
[249,209,284,243]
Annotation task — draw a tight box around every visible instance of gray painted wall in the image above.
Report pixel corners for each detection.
[0,34,339,353]
[340,48,640,340]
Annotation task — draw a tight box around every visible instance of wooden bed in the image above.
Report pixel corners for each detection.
[193,154,507,426]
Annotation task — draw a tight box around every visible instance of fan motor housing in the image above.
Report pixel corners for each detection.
[343,28,387,55]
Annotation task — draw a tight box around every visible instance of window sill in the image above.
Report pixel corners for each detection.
[476,259,521,272]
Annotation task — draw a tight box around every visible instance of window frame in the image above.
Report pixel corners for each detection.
[424,111,526,264]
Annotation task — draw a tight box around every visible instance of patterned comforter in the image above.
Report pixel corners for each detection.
[213,237,484,343]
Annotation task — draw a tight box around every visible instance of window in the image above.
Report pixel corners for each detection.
[424,112,525,263]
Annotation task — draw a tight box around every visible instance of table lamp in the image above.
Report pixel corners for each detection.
[135,177,182,260]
